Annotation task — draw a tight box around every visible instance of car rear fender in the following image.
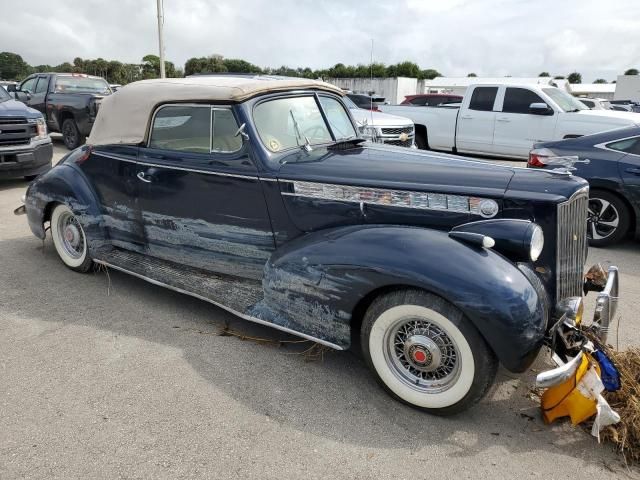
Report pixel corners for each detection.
[25,164,108,256]
[263,225,545,372]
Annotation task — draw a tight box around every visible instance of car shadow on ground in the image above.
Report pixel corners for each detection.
[1,233,630,471]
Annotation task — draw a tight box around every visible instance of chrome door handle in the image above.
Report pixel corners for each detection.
[460,115,473,119]
[626,167,640,175]
[496,117,511,122]
[137,171,152,183]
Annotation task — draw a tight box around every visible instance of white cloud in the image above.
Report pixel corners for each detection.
[0,0,639,82]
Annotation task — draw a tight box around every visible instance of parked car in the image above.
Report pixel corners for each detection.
[346,93,385,111]
[577,97,613,110]
[381,83,640,158]
[1,80,18,91]
[7,73,112,150]
[343,96,415,148]
[17,75,619,414]
[610,100,640,113]
[109,84,122,92]
[528,126,640,246]
[401,94,462,106]
[0,85,53,180]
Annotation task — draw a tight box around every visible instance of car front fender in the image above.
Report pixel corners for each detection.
[264,224,546,372]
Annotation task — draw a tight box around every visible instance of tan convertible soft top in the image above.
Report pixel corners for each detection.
[87,76,344,146]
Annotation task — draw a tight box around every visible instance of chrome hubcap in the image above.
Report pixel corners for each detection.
[384,317,461,393]
[57,212,85,259]
[588,198,619,240]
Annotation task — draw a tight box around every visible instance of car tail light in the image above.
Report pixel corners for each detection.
[528,148,557,168]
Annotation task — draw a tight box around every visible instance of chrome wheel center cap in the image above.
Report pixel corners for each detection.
[403,334,442,372]
[64,225,80,247]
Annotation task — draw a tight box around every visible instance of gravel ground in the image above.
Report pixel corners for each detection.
[1,138,639,479]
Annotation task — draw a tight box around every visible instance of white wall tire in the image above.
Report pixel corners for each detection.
[361,290,497,415]
[50,204,93,272]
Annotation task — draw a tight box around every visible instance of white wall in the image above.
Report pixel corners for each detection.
[326,77,417,104]
[614,76,640,101]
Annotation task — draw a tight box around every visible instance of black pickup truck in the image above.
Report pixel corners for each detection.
[0,86,53,180]
[8,73,112,149]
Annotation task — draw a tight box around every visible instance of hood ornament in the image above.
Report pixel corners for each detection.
[544,155,590,175]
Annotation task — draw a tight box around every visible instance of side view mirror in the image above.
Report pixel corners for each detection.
[6,84,17,93]
[529,103,553,116]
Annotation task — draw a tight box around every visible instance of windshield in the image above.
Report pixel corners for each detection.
[54,76,111,94]
[542,88,588,112]
[253,95,356,153]
[0,86,10,101]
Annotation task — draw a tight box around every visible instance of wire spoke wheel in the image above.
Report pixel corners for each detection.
[56,211,86,259]
[384,316,461,394]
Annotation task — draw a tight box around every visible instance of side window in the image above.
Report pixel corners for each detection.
[502,88,546,114]
[149,105,211,153]
[410,97,427,106]
[34,77,48,94]
[468,87,498,111]
[21,77,37,93]
[607,137,640,155]
[426,97,442,106]
[581,100,594,108]
[211,108,242,152]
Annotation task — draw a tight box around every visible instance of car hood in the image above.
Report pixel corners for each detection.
[349,108,413,127]
[572,109,640,125]
[277,144,586,200]
[0,98,42,118]
[278,144,515,197]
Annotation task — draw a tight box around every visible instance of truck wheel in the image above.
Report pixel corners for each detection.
[588,189,630,247]
[61,118,85,150]
[361,289,497,415]
[50,204,93,272]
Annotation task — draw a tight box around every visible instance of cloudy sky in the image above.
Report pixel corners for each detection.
[1,0,639,81]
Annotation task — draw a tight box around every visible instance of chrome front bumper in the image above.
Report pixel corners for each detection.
[536,265,619,388]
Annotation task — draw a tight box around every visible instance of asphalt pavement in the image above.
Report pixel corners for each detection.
[1,138,638,479]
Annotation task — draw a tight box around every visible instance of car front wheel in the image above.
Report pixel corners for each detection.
[361,289,497,415]
[588,190,630,247]
[50,204,93,272]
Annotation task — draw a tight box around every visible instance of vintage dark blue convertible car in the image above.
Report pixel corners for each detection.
[17,76,620,414]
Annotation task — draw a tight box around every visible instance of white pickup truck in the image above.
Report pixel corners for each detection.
[381,83,640,159]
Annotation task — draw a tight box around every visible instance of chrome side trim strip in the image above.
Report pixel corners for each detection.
[136,161,258,179]
[92,259,345,351]
[92,151,259,180]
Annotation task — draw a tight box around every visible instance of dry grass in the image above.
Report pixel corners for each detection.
[599,347,640,464]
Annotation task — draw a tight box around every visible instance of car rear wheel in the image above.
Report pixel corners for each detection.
[361,289,497,415]
[588,190,630,247]
[61,118,85,150]
[50,204,93,272]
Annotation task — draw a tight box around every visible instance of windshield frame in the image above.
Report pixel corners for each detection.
[542,87,588,113]
[251,92,357,155]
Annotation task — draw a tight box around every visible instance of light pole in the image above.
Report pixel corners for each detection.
[156,0,166,78]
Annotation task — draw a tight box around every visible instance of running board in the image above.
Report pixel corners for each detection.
[93,249,344,350]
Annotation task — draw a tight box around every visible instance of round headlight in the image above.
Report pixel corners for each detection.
[530,225,544,261]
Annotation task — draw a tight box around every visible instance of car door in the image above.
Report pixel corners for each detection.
[493,87,558,158]
[613,136,640,209]
[15,76,37,105]
[455,86,498,154]
[137,104,275,280]
[29,75,50,116]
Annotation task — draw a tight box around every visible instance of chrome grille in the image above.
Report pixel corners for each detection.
[383,139,413,147]
[556,187,589,300]
[381,126,414,135]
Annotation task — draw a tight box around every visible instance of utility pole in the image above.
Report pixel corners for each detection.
[156,0,166,78]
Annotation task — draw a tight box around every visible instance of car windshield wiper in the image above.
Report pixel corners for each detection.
[566,108,582,113]
[289,109,312,152]
[328,136,366,150]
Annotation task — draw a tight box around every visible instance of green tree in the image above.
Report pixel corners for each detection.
[419,69,441,80]
[554,75,565,79]
[538,72,550,77]
[567,72,582,84]
[624,68,638,75]
[222,58,262,74]
[593,78,608,84]
[0,51,31,80]
[394,61,421,78]
[467,72,477,77]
